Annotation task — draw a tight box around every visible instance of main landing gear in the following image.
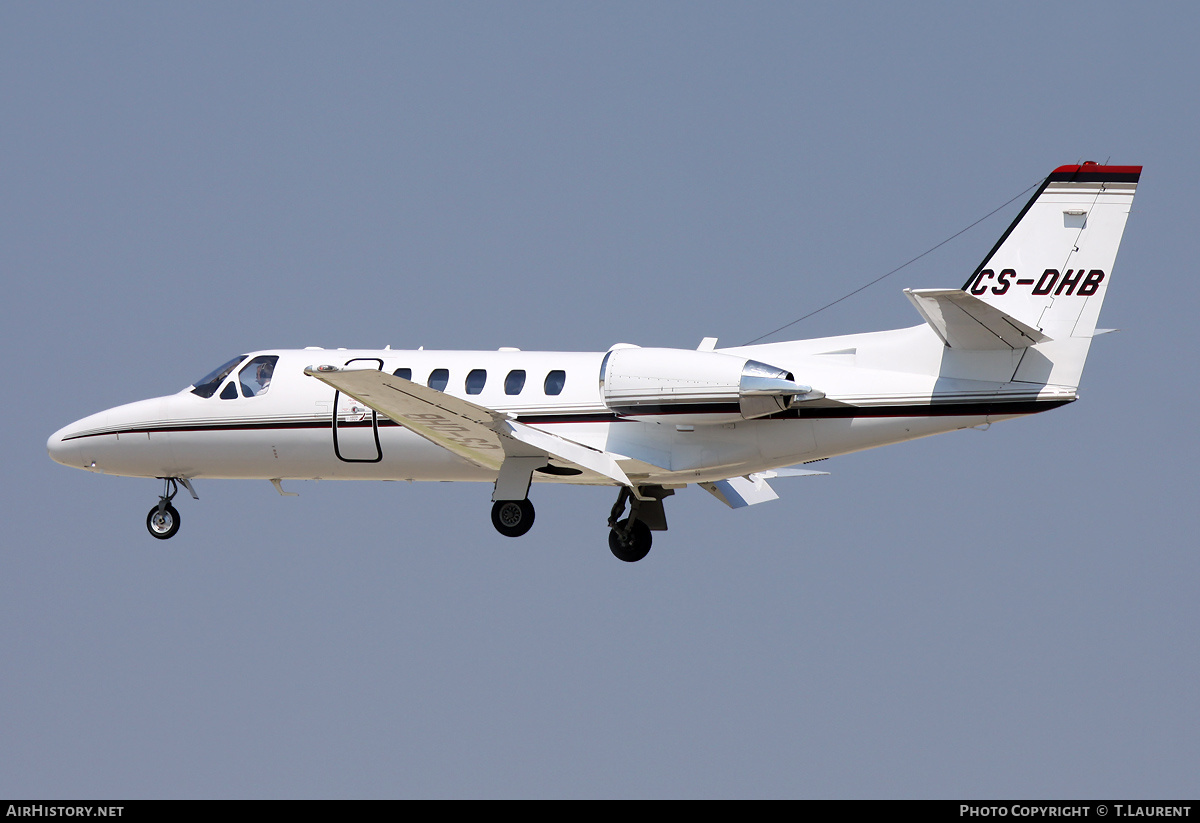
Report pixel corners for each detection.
[491,498,535,538]
[604,487,662,563]
[145,477,197,540]
[487,484,674,562]
[608,518,652,563]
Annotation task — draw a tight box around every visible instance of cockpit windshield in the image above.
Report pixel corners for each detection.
[190,355,247,398]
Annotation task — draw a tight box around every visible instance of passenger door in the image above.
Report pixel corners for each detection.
[332,358,383,463]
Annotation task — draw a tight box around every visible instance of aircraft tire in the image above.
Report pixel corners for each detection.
[491,499,535,538]
[608,519,651,562]
[146,504,181,540]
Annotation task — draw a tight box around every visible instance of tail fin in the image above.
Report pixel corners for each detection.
[960,162,1140,387]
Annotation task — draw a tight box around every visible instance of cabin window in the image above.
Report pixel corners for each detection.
[544,370,566,395]
[393,368,412,380]
[191,355,246,398]
[504,370,526,395]
[238,355,278,397]
[466,369,487,395]
[428,369,449,391]
[220,382,239,400]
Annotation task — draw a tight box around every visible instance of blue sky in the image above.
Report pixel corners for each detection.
[3,2,1197,798]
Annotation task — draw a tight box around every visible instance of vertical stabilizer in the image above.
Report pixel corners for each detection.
[960,163,1140,387]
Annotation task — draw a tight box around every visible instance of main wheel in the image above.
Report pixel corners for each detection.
[146,503,181,540]
[608,518,652,562]
[491,499,535,538]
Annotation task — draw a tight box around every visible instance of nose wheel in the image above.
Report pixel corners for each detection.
[146,503,181,540]
[491,498,535,537]
[145,477,194,540]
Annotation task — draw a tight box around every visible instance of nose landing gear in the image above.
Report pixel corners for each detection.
[145,478,197,540]
[146,502,180,540]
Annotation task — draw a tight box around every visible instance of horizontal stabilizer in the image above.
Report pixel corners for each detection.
[904,288,1050,350]
[754,467,829,479]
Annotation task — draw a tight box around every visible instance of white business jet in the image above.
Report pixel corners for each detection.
[47,162,1140,561]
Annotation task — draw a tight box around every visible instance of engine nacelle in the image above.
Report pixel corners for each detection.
[599,346,821,424]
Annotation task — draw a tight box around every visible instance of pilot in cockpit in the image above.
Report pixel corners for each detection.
[255,359,274,393]
[239,355,277,397]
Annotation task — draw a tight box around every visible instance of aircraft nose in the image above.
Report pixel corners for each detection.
[47,398,172,475]
[47,421,83,468]
[47,410,109,470]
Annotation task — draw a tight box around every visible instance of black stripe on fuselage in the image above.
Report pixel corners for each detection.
[61,398,1071,441]
[604,402,740,417]
[63,418,335,440]
[524,398,1072,422]
[764,398,1072,419]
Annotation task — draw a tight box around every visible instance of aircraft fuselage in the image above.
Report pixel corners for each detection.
[48,329,1072,487]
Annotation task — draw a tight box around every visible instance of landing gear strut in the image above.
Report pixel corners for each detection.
[607,486,673,562]
[146,478,182,540]
[491,498,535,538]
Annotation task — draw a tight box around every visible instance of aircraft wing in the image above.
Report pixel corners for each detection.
[304,365,632,487]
